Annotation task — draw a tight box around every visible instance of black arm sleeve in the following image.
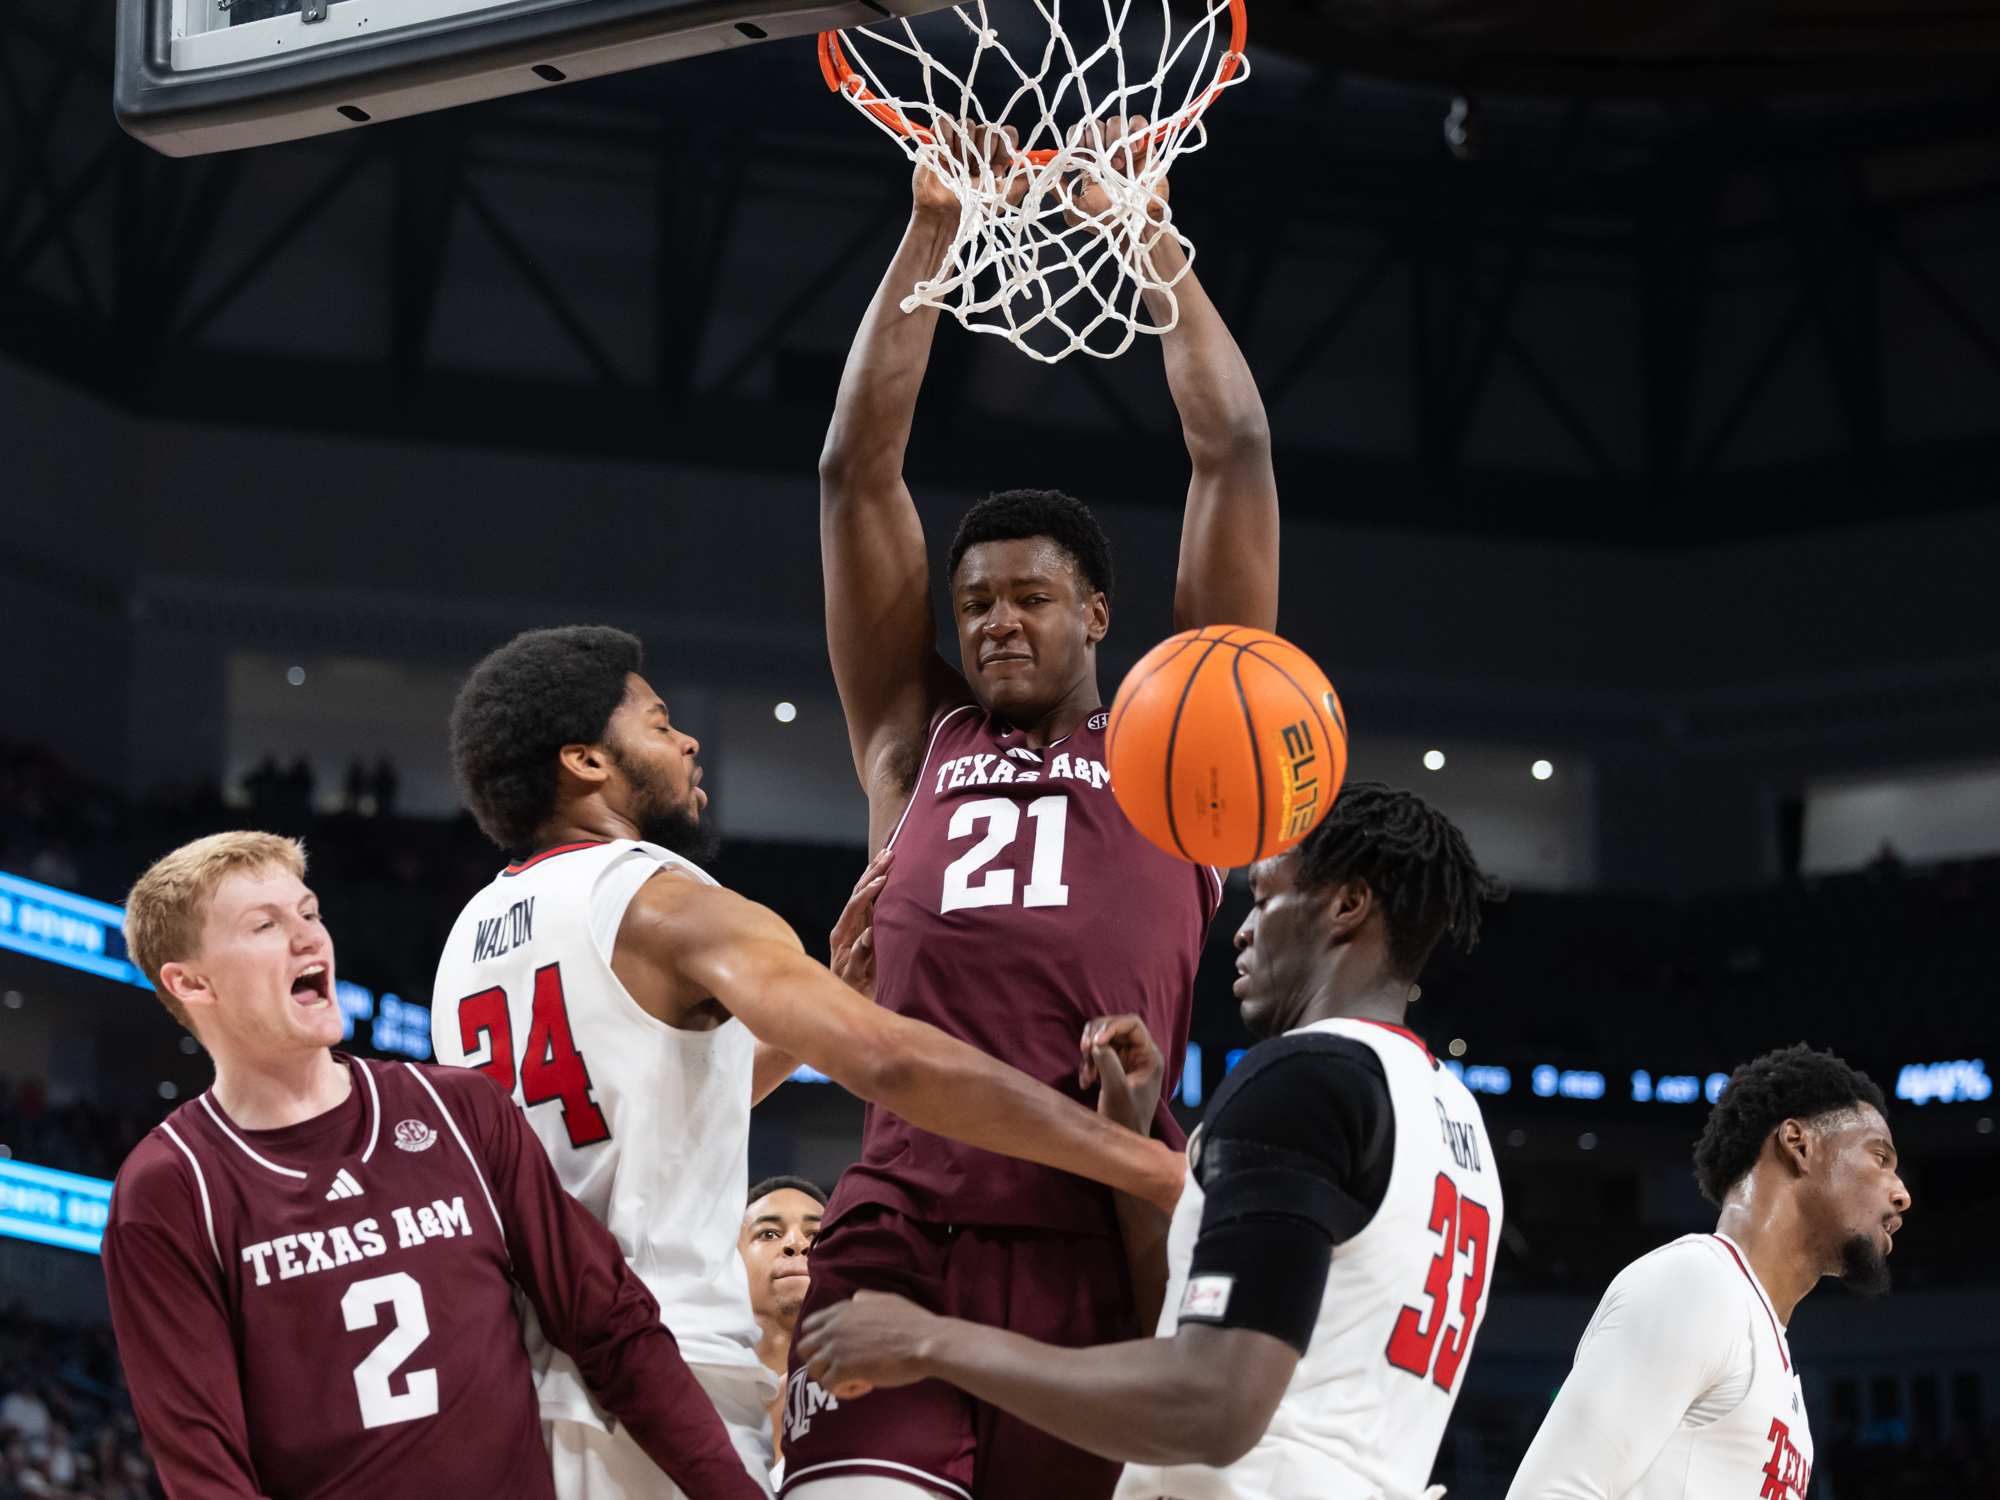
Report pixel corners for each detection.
[1179,1034,1395,1354]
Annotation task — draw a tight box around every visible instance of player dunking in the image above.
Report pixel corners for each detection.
[431,628,1179,1500]
[1506,1045,1910,1500]
[792,120,1280,1500]
[798,785,1509,1500]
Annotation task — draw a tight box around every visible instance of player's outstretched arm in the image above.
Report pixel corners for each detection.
[459,1073,767,1499]
[1080,117,1280,633]
[820,157,975,850]
[627,875,1185,1210]
[799,1292,1297,1467]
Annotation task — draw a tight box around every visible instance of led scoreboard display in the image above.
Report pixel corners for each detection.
[0,1159,114,1255]
[0,872,152,992]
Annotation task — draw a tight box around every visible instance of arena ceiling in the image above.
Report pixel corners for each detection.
[3,0,2000,548]
[1262,0,2000,96]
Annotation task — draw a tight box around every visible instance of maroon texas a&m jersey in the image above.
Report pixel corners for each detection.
[830,704,1223,1237]
[103,1055,759,1500]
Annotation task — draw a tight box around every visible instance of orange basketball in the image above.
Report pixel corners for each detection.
[1107,626,1348,867]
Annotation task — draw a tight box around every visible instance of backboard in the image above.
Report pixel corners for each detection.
[116,0,949,157]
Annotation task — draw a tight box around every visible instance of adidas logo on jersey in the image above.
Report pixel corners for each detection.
[324,1168,364,1201]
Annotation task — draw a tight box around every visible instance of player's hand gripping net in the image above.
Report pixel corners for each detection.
[818,0,1248,362]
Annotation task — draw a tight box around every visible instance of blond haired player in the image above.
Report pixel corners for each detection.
[103,832,763,1500]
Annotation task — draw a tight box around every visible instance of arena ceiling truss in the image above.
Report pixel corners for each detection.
[4,0,2000,546]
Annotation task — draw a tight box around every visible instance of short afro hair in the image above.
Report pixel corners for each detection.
[748,1174,829,1208]
[947,489,1114,603]
[1693,1044,1887,1205]
[1293,781,1505,978]
[452,626,643,855]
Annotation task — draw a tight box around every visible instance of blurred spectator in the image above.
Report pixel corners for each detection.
[0,1309,157,1500]
[282,759,313,815]
[370,758,398,819]
[241,757,282,813]
[344,760,370,817]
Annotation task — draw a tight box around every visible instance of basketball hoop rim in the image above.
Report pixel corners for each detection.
[817,0,1248,168]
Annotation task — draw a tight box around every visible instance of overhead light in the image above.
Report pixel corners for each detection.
[1578,1132,1598,1150]
[774,701,798,723]
[287,666,306,686]
[158,1081,179,1100]
[1423,749,1446,771]
[1447,1037,1467,1057]
[1532,759,1554,780]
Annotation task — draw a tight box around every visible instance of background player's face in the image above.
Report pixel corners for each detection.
[951,538,1108,720]
[167,865,341,1058]
[739,1189,822,1326]
[1810,1104,1909,1283]
[1234,853,1336,1038]
[601,673,713,857]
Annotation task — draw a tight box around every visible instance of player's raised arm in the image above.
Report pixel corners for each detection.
[618,871,1185,1210]
[820,135,1013,845]
[1079,117,1280,633]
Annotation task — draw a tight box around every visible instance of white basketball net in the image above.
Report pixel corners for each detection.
[820,0,1247,362]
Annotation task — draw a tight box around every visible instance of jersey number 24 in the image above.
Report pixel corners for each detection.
[456,964,612,1147]
[1385,1171,1491,1395]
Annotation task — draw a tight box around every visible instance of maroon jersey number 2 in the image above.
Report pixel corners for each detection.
[455,964,612,1147]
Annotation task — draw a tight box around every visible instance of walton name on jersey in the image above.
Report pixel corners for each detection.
[237,1194,478,1288]
[471,897,537,963]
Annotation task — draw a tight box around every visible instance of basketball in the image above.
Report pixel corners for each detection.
[1106,626,1348,867]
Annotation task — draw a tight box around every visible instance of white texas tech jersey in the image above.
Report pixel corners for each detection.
[1620,1236,1813,1500]
[431,839,766,1421]
[1119,1018,1503,1500]
[1507,1232,1813,1500]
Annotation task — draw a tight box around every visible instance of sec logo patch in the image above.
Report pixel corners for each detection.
[394,1119,438,1152]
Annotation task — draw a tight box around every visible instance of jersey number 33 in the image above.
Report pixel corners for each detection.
[1385,1171,1492,1395]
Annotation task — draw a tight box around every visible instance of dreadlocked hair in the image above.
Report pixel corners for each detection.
[1293,781,1506,978]
[1692,1044,1886,1205]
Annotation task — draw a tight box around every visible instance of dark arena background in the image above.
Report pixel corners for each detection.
[4,0,2000,1493]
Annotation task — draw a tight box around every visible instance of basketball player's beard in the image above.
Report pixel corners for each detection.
[1839,1233,1892,1299]
[637,801,718,865]
[612,746,720,865]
